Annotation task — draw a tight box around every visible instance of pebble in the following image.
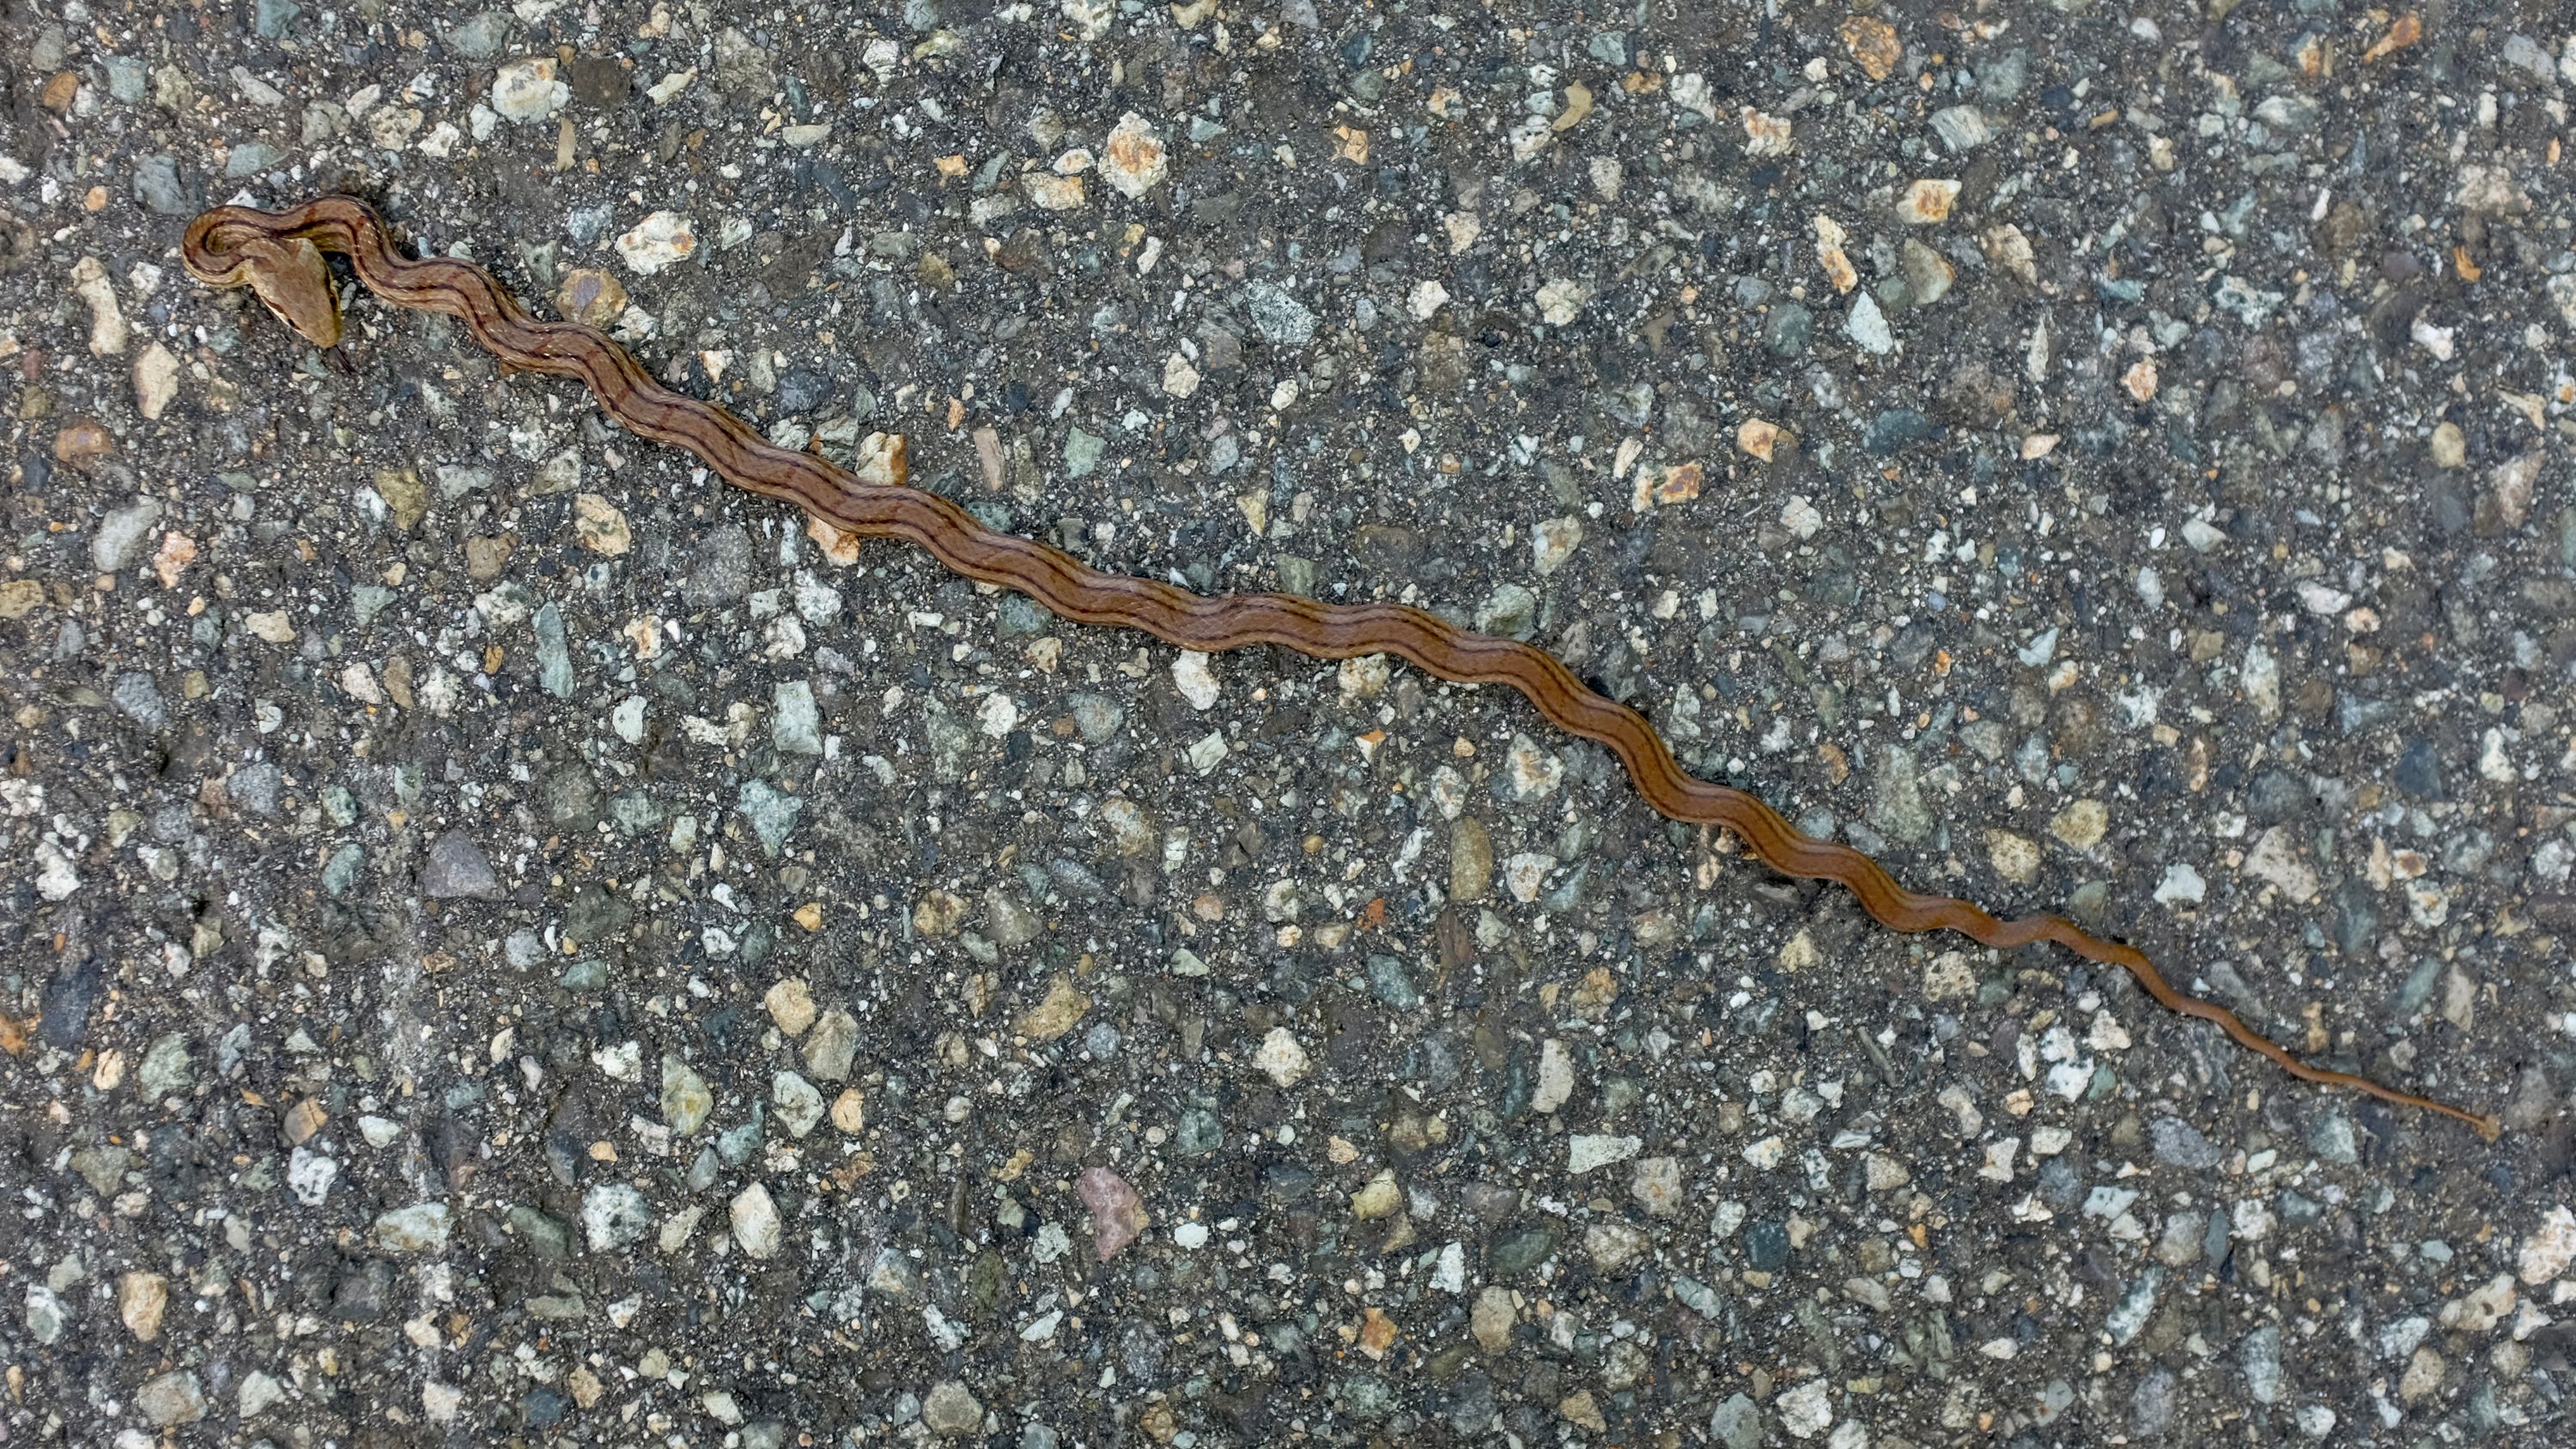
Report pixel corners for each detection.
[1489,1224,1557,1275]
[772,1072,824,1137]
[1521,519,1579,578]
[1170,652,1219,709]
[921,1381,982,1437]
[118,1270,167,1341]
[2148,1117,2221,1169]
[731,1184,783,1258]
[1844,293,1893,355]
[135,1371,207,1427]
[420,829,502,899]
[1254,1028,1310,1088]
[91,495,161,573]
[772,681,823,754]
[616,211,698,274]
[1567,1133,1640,1175]
[373,1203,452,1254]
[132,343,179,419]
[660,1055,713,1135]
[1710,1394,1763,1449]
[1777,1379,1832,1438]
[805,1009,859,1080]
[2518,1206,2576,1284]
[1471,1287,1516,1350]
[1077,1167,1146,1261]
[1099,112,1168,198]
[1242,280,1316,346]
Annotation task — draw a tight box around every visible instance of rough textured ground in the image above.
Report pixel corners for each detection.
[6,1,2576,1445]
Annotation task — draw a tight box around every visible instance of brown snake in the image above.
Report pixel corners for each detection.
[181,197,2498,1138]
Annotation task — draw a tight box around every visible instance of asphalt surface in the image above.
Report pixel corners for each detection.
[4,2,2575,1445]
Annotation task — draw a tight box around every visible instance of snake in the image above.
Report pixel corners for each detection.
[180,196,2498,1138]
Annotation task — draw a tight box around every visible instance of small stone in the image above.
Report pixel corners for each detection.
[736,780,803,852]
[660,1055,713,1134]
[2241,826,2320,903]
[491,57,568,121]
[134,343,180,419]
[1489,1224,1558,1275]
[922,1381,982,1437]
[2154,864,2206,906]
[1896,178,1960,224]
[2440,1274,2518,1333]
[2049,799,2109,852]
[134,154,193,215]
[1474,583,1537,640]
[2105,1267,2164,1345]
[1558,1391,1607,1434]
[2149,1117,2221,1169]
[1531,1039,1576,1114]
[1078,1166,1148,1261]
[1631,1156,1683,1214]
[1777,1379,1833,1439]
[112,670,166,731]
[805,1009,859,1080]
[1568,1133,1641,1175]
[830,1089,866,1132]
[2241,1325,2284,1403]
[1064,428,1106,478]
[1100,112,1169,198]
[556,268,629,326]
[135,1371,207,1427]
[2307,1111,2360,1165]
[772,681,823,755]
[118,1270,168,1341]
[372,466,426,531]
[92,495,162,573]
[1255,1027,1311,1087]
[582,1182,651,1250]
[572,492,630,554]
[2429,421,2466,468]
[730,1184,782,1258]
[764,978,818,1036]
[373,1202,452,1254]
[421,830,502,899]
[772,1072,825,1137]
[1532,517,1583,573]
[616,211,698,275]
[2518,1205,2576,1284]
[138,1032,192,1096]
[1869,746,1930,843]
[1710,1393,1764,1449]
[1471,1286,1516,1350]
[70,256,126,355]
[2398,1346,2445,1404]
[1171,652,1219,709]
[1017,975,1092,1040]
[1930,104,1993,150]
[1242,280,1316,346]
[238,1371,286,1418]
[1350,1172,1401,1220]
[1449,819,1494,900]
[1986,829,2041,884]
[1364,954,1419,1010]
[1901,238,1954,304]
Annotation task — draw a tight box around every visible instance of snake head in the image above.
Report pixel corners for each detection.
[233,235,343,349]
[182,212,342,349]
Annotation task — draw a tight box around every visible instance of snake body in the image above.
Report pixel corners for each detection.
[180,197,2496,1137]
